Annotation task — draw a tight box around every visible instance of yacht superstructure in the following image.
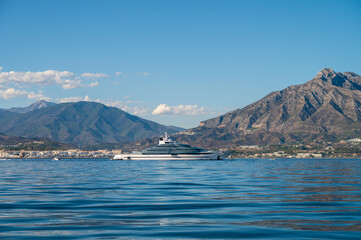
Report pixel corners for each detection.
[113,133,233,160]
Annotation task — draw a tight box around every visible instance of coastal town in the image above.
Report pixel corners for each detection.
[1,138,361,159]
[231,138,361,159]
[0,148,120,159]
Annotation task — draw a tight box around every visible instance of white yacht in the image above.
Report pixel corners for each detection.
[113,133,233,160]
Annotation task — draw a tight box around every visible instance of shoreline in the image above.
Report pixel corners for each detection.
[2,157,361,160]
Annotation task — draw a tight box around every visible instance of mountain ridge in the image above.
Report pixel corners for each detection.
[0,101,183,146]
[0,132,32,146]
[8,100,57,113]
[173,68,361,147]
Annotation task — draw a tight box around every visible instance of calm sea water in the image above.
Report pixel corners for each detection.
[0,158,361,239]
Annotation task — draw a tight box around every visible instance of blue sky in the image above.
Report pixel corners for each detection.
[0,0,360,128]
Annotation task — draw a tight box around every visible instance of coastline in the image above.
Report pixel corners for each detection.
[2,156,361,160]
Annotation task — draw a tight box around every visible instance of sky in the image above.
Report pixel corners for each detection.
[0,0,360,128]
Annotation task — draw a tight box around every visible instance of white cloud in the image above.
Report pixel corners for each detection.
[129,107,149,116]
[115,72,123,76]
[0,88,48,100]
[136,72,149,76]
[152,104,171,115]
[106,101,149,115]
[0,69,104,89]
[81,73,108,78]
[152,104,206,116]
[62,80,99,89]
[0,70,73,85]
[95,100,149,115]
[57,96,87,103]
[87,81,99,87]
[61,79,82,89]
[0,66,3,71]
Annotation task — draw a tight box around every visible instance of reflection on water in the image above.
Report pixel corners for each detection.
[0,159,361,239]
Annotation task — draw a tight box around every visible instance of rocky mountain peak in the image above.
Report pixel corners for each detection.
[314,68,337,81]
[8,100,57,113]
[174,68,361,147]
[318,67,335,75]
[30,100,56,109]
[311,68,361,90]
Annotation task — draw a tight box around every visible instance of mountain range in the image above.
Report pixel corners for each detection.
[0,101,182,146]
[1,68,360,149]
[173,68,361,147]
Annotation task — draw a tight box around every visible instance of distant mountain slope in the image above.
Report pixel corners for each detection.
[174,68,361,147]
[8,100,56,113]
[0,101,182,145]
[0,132,31,145]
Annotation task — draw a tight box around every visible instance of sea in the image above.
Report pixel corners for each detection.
[0,158,360,239]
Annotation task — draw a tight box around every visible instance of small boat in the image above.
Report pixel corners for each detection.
[53,157,60,161]
[113,133,233,160]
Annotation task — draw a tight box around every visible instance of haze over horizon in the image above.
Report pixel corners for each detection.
[0,0,360,128]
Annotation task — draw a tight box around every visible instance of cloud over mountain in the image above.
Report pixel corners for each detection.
[58,95,149,116]
[152,104,205,115]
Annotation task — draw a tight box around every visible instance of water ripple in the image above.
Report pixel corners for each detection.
[0,159,361,239]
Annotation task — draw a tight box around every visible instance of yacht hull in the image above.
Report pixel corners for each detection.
[113,151,233,160]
